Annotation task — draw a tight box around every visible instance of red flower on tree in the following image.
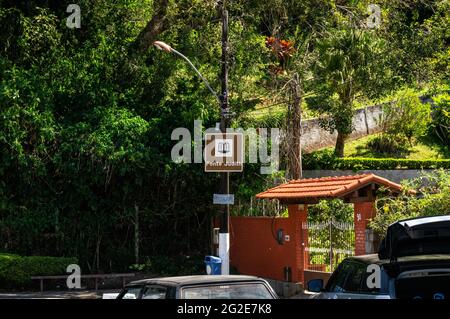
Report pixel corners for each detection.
[266,37,296,74]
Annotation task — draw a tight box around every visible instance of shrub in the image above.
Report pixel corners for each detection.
[381,89,432,144]
[431,93,450,145]
[129,254,205,276]
[0,254,77,288]
[366,134,410,157]
[302,149,337,170]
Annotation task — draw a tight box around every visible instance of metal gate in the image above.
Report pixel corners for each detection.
[302,219,355,272]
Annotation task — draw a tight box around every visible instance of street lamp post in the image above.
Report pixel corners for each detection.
[153,5,231,275]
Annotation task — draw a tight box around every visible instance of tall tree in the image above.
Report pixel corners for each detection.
[307,27,389,157]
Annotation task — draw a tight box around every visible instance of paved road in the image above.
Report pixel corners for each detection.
[0,289,315,299]
[0,289,121,299]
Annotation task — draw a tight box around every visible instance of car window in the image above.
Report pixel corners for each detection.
[119,286,142,299]
[327,261,352,292]
[142,285,167,299]
[343,262,366,293]
[181,283,274,299]
[360,268,381,294]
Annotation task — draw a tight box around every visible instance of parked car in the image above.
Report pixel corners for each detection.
[308,215,450,299]
[114,275,278,299]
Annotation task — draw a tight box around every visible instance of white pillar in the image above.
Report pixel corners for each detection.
[219,233,230,275]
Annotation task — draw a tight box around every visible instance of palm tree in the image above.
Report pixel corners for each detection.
[307,27,387,157]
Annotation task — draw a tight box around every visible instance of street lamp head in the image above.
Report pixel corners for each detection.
[153,41,173,53]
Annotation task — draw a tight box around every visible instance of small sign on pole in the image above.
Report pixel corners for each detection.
[213,194,235,205]
[204,133,243,172]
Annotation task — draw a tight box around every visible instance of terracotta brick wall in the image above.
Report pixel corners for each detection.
[354,202,376,256]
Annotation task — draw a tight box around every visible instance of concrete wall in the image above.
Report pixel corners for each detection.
[302,169,445,184]
[302,104,383,152]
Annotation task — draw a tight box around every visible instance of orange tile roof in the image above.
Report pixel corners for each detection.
[256,174,404,200]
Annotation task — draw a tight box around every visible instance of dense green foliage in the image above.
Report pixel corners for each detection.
[381,89,432,144]
[0,0,448,273]
[308,199,354,223]
[0,1,223,271]
[0,253,77,288]
[303,0,449,156]
[370,170,450,235]
[129,254,204,276]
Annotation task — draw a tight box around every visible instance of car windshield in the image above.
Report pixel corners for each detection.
[181,283,274,299]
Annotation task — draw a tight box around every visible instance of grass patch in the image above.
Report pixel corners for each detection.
[332,133,449,159]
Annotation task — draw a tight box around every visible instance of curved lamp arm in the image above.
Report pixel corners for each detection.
[154,41,221,104]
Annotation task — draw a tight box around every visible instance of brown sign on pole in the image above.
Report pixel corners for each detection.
[204,133,243,172]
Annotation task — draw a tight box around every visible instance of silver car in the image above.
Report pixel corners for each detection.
[308,215,450,299]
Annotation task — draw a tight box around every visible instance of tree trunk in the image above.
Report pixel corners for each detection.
[289,73,303,180]
[134,203,140,264]
[95,231,101,272]
[335,132,348,157]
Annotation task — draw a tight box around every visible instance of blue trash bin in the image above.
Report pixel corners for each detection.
[204,256,222,275]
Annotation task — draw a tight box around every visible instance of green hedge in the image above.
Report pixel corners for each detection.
[303,150,450,170]
[0,254,78,288]
[332,158,450,170]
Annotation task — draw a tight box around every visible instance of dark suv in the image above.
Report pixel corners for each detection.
[308,215,450,299]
